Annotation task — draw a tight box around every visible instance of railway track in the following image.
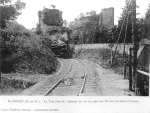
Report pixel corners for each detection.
[76,59,87,96]
[44,59,87,96]
[44,62,73,96]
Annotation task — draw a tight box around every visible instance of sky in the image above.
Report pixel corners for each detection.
[16,0,150,29]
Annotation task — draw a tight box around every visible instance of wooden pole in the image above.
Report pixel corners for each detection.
[0,27,1,88]
[131,0,137,91]
[129,48,132,90]
[0,30,1,88]
[123,54,126,79]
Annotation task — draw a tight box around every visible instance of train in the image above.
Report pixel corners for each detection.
[50,42,74,59]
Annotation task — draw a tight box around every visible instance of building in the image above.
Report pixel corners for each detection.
[38,8,63,31]
[99,7,114,30]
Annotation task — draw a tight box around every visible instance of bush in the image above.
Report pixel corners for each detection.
[1,21,58,74]
[75,48,126,68]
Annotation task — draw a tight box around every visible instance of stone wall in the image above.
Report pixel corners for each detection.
[38,8,63,31]
[75,43,133,55]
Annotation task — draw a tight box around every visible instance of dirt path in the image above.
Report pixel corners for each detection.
[94,62,135,96]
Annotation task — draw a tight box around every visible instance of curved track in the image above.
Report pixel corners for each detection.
[44,59,87,96]
[44,60,73,96]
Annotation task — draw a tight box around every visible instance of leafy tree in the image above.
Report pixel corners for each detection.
[117,0,145,43]
[0,0,25,81]
[117,0,133,43]
[145,4,150,26]
[0,0,26,29]
[1,21,57,74]
[63,20,68,27]
[69,11,100,44]
[145,4,150,39]
[0,0,58,75]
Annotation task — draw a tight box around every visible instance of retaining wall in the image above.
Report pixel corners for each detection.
[75,43,133,55]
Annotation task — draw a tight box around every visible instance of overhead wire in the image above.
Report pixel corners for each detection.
[123,3,130,59]
[111,11,127,65]
[111,0,131,65]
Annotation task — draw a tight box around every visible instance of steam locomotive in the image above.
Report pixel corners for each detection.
[50,42,74,59]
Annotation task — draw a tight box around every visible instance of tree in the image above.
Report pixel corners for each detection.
[63,20,68,27]
[117,0,133,43]
[145,3,150,39]
[145,4,150,26]
[0,0,25,85]
[0,0,26,29]
[1,21,57,74]
[117,0,144,43]
[69,11,100,44]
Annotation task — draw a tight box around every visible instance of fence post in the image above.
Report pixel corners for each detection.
[129,48,132,91]
[110,46,113,65]
[135,72,141,95]
[123,64,126,79]
[0,39,1,88]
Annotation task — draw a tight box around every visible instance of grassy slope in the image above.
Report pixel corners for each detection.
[75,48,128,75]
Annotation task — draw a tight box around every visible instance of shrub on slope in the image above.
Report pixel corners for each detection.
[1,21,58,74]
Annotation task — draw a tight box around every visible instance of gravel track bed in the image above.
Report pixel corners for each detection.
[49,59,102,96]
[79,61,102,96]
[49,59,85,96]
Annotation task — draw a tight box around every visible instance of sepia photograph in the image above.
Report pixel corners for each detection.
[0,0,150,112]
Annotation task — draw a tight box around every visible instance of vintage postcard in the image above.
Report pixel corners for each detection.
[0,0,150,112]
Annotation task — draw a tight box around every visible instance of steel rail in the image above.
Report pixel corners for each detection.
[76,59,87,96]
[44,60,73,96]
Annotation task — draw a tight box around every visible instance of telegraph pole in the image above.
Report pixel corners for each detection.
[0,28,1,88]
[131,0,137,90]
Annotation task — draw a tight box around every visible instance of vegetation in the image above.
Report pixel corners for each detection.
[75,48,124,67]
[145,3,150,39]
[0,0,26,29]
[69,11,100,44]
[68,10,121,44]
[42,8,63,26]
[117,0,145,43]
[35,23,43,35]
[116,1,150,43]
[73,1,150,76]
[1,21,58,74]
[0,0,58,74]
[36,6,71,45]
[69,1,150,44]
[75,47,128,75]
[1,0,150,94]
